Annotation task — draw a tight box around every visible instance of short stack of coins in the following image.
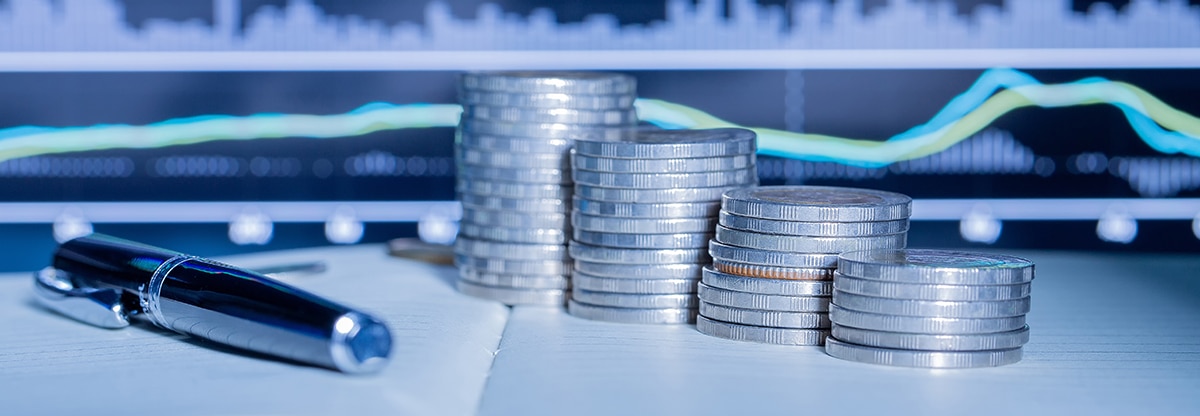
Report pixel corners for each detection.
[697,185,912,345]
[825,249,1034,368]
[566,128,758,324]
[453,71,637,305]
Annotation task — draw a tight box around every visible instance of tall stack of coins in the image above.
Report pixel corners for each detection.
[826,249,1034,368]
[697,185,912,345]
[566,128,758,323]
[453,72,637,305]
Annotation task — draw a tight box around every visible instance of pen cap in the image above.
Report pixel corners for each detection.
[52,234,392,374]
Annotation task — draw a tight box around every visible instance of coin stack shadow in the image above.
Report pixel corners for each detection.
[566,128,759,324]
[453,72,637,306]
[825,249,1034,368]
[697,185,912,345]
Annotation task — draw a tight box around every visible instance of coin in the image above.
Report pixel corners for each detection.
[454,254,573,276]
[718,211,909,237]
[575,184,738,203]
[462,207,570,230]
[701,267,832,296]
[568,241,710,264]
[456,280,566,306]
[572,229,712,249]
[828,304,1027,335]
[573,261,706,280]
[459,192,571,213]
[698,283,830,312]
[459,90,636,110]
[837,249,1035,285]
[572,212,716,234]
[456,179,572,199]
[462,105,637,125]
[572,272,699,294]
[461,119,630,140]
[567,300,696,324]
[459,146,570,169]
[458,266,571,290]
[696,315,829,346]
[574,128,757,159]
[459,165,570,184]
[457,131,573,155]
[833,290,1031,318]
[460,71,637,95]
[699,302,831,329]
[833,272,1032,301]
[573,198,720,218]
[711,259,835,280]
[455,237,570,261]
[571,287,698,308]
[824,337,1023,368]
[716,225,907,253]
[722,186,912,222]
[572,168,757,189]
[708,240,840,268]
[458,223,568,245]
[572,153,755,173]
[831,324,1030,351]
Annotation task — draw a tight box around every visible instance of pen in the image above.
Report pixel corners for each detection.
[33,233,392,374]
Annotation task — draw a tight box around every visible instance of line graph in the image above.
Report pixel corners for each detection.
[1,69,1197,169]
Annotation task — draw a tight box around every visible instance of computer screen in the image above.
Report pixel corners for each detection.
[1,0,1197,271]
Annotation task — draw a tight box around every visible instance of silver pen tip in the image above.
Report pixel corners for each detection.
[329,312,393,374]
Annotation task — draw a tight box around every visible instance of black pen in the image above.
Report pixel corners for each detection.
[33,233,392,374]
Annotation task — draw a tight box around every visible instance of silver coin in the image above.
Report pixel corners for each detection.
[722,186,912,222]
[455,237,570,261]
[567,300,696,325]
[696,315,828,346]
[833,272,1032,301]
[718,211,909,237]
[456,178,572,200]
[824,337,1023,368]
[572,287,698,308]
[831,324,1030,351]
[715,225,906,253]
[572,212,715,234]
[574,128,757,159]
[573,261,706,280]
[462,104,637,126]
[458,266,571,290]
[829,304,1026,335]
[461,119,630,141]
[833,290,1031,318]
[454,254,573,276]
[711,259,835,281]
[701,267,832,296]
[461,71,637,95]
[459,192,570,213]
[572,153,755,173]
[698,283,830,312]
[573,168,757,189]
[456,280,566,306]
[708,240,840,268]
[459,146,570,169]
[572,229,713,249]
[837,249,1035,285]
[461,207,569,230]
[572,272,699,294]
[459,90,636,110]
[459,164,570,184]
[568,241,710,264]
[699,302,831,329]
[457,131,573,155]
[459,223,568,245]
[573,198,720,218]
[575,184,738,203]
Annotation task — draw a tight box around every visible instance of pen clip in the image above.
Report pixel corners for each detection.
[32,267,131,329]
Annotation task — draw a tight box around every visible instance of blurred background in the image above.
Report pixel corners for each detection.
[1,0,1197,271]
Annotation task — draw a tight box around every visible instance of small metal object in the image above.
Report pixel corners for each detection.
[459,223,569,245]
[828,304,1027,335]
[572,229,713,249]
[462,207,570,230]
[572,168,757,189]
[568,241,710,264]
[573,198,720,218]
[711,259,835,281]
[718,211,909,237]
[462,104,637,125]
[832,290,1031,318]
[572,271,698,294]
[573,128,757,159]
[574,184,736,203]
[454,254,573,276]
[701,267,832,296]
[573,261,706,280]
[456,178,572,199]
[824,337,1023,368]
[696,315,829,346]
[567,300,696,325]
[459,164,571,185]
[698,283,830,312]
[571,287,698,309]
[572,212,716,234]
[454,237,570,261]
[831,324,1030,351]
[833,272,1032,301]
[715,225,907,253]
[722,186,912,222]
[459,146,570,169]
[699,302,831,329]
[573,153,754,173]
[460,71,637,95]
[457,132,573,155]
[708,240,840,268]
[458,266,571,290]
[459,91,636,110]
[837,249,1035,285]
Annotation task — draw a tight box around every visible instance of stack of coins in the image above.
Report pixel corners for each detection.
[697,185,912,345]
[566,128,758,324]
[826,249,1034,368]
[453,72,637,305]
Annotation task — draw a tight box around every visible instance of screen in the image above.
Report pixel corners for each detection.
[1,0,1198,271]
